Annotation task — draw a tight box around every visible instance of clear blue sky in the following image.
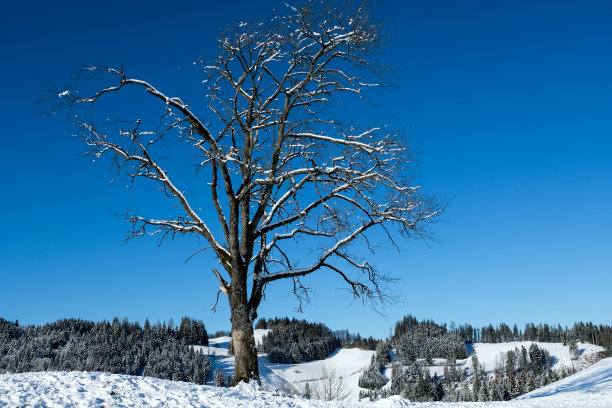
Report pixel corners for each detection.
[1,0,611,338]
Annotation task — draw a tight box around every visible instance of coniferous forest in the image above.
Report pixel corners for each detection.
[2,313,611,400]
[357,315,612,402]
[0,317,211,384]
[256,317,341,363]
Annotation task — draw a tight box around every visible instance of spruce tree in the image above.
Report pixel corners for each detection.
[304,382,312,399]
[569,338,580,360]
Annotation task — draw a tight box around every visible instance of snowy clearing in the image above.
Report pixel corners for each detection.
[1,357,611,407]
[267,348,376,399]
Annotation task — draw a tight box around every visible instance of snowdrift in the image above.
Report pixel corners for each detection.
[1,358,612,407]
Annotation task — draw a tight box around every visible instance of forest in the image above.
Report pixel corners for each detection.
[256,317,341,363]
[0,317,210,384]
[1,313,611,400]
[357,315,611,402]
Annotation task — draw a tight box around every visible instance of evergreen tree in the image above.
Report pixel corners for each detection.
[478,378,489,401]
[569,338,580,360]
[358,356,387,390]
[0,317,211,384]
[303,382,312,399]
[375,341,391,365]
[214,368,227,387]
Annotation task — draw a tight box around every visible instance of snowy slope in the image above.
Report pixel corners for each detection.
[516,356,612,406]
[205,333,375,398]
[416,341,604,379]
[266,348,375,399]
[202,335,605,401]
[464,342,604,373]
[2,358,612,407]
[197,329,271,357]
[254,328,271,346]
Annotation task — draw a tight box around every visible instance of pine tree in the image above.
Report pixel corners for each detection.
[478,378,489,401]
[358,356,387,390]
[375,341,391,365]
[569,338,580,360]
[304,382,312,398]
[529,343,542,374]
[426,349,434,365]
[490,379,501,401]
[214,368,227,387]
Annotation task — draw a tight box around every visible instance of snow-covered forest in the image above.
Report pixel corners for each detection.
[0,317,211,383]
[1,314,611,405]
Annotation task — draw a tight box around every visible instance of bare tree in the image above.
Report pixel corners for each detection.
[51,0,441,384]
[314,367,351,401]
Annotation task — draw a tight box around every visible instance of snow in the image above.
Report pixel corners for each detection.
[2,358,612,407]
[460,342,604,373]
[201,336,606,401]
[201,335,374,396]
[194,344,230,356]
[516,356,612,405]
[197,331,270,358]
[413,342,604,381]
[267,348,375,399]
[210,335,232,346]
[254,328,271,346]
[2,334,608,407]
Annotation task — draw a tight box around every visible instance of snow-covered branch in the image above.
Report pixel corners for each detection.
[51,1,441,338]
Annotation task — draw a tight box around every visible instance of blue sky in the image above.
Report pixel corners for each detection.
[1,0,611,338]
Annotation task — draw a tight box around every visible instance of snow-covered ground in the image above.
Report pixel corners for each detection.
[516,356,612,405]
[414,342,604,379]
[1,357,612,407]
[463,342,604,373]
[254,328,271,346]
[196,329,272,357]
[202,331,375,396]
[202,335,605,401]
[2,335,606,407]
[268,348,376,399]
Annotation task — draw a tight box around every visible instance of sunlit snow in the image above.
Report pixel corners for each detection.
[1,358,612,407]
[1,334,609,407]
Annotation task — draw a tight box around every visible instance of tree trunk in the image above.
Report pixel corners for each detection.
[229,274,259,385]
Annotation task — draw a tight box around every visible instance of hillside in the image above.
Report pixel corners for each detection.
[201,333,604,401]
[1,357,611,407]
[463,341,604,373]
[1,317,609,404]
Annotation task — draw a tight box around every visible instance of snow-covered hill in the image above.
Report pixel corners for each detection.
[1,332,607,407]
[465,341,604,373]
[268,348,376,399]
[1,357,612,407]
[200,334,604,400]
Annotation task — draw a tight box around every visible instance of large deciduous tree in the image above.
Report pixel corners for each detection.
[52,0,441,384]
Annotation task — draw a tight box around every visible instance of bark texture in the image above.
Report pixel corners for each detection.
[229,269,259,384]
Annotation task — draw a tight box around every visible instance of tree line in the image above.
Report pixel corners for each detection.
[456,321,612,350]
[0,317,211,384]
[393,315,468,362]
[358,315,612,402]
[256,317,340,364]
[442,343,578,401]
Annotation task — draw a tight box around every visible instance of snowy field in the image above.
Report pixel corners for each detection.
[194,334,606,401]
[1,357,612,407]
